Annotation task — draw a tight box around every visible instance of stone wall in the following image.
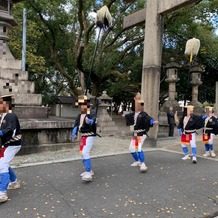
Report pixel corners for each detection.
[20,128,74,155]
[18,118,74,155]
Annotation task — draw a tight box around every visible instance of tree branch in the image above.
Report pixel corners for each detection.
[50,45,79,96]
[119,37,144,60]
[101,4,133,50]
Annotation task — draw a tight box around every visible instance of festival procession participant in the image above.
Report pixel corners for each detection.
[123,92,158,173]
[0,95,22,203]
[72,95,97,181]
[177,105,206,163]
[202,106,217,158]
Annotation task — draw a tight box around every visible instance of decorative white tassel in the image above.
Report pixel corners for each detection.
[184,37,200,62]
[95,5,112,30]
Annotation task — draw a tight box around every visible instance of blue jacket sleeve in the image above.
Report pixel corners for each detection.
[202,115,207,120]
[87,119,94,125]
[72,126,78,138]
[178,128,183,135]
[150,119,154,125]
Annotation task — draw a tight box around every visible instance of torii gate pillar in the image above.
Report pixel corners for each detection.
[141,0,162,143]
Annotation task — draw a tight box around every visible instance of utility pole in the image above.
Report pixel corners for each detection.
[22,8,27,71]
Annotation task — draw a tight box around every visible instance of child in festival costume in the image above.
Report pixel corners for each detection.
[0,95,22,203]
[202,106,217,158]
[72,95,97,181]
[177,105,206,163]
[123,92,158,172]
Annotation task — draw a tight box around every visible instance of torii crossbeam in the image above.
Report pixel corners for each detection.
[123,0,200,144]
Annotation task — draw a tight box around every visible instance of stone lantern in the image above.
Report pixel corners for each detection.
[189,60,204,113]
[98,91,112,107]
[165,57,180,107]
[158,58,181,137]
[97,91,117,135]
[0,0,23,59]
[0,0,16,59]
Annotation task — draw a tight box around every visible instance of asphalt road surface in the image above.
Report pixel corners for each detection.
[1,151,218,218]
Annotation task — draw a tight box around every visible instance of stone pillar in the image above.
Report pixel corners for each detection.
[141,0,163,145]
[97,91,117,136]
[159,58,181,137]
[189,61,204,114]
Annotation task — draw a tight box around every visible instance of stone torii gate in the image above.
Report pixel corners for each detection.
[123,0,200,144]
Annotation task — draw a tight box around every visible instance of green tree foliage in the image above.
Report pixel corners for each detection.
[9,4,46,74]
[9,0,218,108]
[9,0,145,107]
[163,0,218,104]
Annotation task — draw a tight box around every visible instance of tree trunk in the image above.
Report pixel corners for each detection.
[77,69,86,93]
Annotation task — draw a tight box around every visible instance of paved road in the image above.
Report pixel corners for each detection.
[1,151,218,218]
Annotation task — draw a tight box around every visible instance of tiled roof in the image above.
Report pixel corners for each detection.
[56,96,75,104]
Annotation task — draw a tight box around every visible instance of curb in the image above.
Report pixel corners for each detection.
[11,147,218,169]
